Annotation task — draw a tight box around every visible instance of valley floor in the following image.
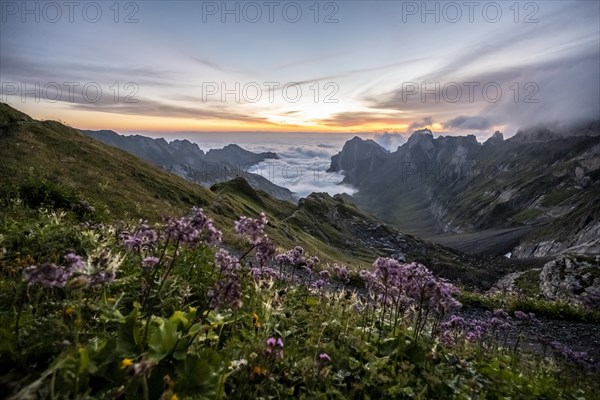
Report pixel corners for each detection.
[426,225,545,256]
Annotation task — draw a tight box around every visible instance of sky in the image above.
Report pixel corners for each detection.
[1,0,599,138]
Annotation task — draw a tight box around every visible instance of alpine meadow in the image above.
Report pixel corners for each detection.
[1,1,599,399]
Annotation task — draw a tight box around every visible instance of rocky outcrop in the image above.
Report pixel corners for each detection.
[483,131,504,146]
[539,254,600,307]
[327,136,388,183]
[490,269,541,294]
[513,199,600,258]
[491,254,600,307]
[204,144,277,166]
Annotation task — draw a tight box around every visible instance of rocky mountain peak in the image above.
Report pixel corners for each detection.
[170,138,202,150]
[483,130,504,146]
[407,128,433,139]
[327,136,388,175]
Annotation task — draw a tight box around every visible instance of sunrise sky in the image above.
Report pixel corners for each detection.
[1,0,599,136]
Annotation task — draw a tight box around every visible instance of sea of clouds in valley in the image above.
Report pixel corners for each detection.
[176,132,360,198]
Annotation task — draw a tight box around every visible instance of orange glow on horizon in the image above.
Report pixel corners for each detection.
[14,102,424,134]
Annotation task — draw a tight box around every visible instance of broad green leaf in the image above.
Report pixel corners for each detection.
[148,319,180,362]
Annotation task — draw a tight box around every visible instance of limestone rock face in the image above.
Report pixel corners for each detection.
[490,269,540,294]
[539,254,600,307]
[483,131,504,146]
[326,136,388,183]
[491,254,600,307]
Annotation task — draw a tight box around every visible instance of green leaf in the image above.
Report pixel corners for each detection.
[148,319,180,362]
[117,307,141,353]
[188,323,202,336]
[78,346,90,374]
[169,310,190,329]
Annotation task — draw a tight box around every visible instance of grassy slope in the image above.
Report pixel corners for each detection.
[0,105,213,220]
[0,104,381,266]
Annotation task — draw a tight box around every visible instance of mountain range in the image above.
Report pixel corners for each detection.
[2,101,598,282]
[1,102,536,289]
[83,130,295,203]
[328,123,600,257]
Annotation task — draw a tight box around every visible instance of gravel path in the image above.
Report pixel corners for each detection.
[458,306,600,362]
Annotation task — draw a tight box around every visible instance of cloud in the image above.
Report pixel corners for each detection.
[317,111,410,127]
[284,146,331,159]
[246,157,357,198]
[408,117,433,132]
[367,46,600,133]
[444,116,493,130]
[373,132,407,151]
[69,97,273,124]
[206,134,358,198]
[191,56,227,72]
[0,54,174,88]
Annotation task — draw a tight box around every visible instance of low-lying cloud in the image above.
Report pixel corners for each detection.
[373,132,407,151]
[182,133,358,199]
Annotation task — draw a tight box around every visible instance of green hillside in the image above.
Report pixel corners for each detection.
[0,104,213,220]
[0,103,401,267]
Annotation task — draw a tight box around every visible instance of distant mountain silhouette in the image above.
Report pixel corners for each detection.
[83,130,294,203]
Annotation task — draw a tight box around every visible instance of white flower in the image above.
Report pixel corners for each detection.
[228,359,248,371]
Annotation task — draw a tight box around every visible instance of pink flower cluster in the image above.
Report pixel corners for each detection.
[265,336,284,359]
[361,258,461,317]
[164,207,222,246]
[209,249,242,310]
[235,213,275,268]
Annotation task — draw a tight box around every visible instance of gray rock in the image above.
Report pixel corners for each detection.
[539,254,600,307]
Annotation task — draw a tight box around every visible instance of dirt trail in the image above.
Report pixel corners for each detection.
[425,225,544,256]
[458,307,600,362]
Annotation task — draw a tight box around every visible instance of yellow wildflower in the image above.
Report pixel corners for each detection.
[121,358,133,369]
[252,366,268,377]
[170,395,179,400]
[252,312,261,330]
[64,306,76,317]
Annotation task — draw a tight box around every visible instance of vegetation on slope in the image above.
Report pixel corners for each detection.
[0,204,598,399]
[1,103,521,282]
[1,104,599,398]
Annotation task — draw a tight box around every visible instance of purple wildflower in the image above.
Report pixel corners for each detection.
[332,263,350,283]
[265,336,284,359]
[235,213,268,245]
[164,208,222,246]
[214,249,240,273]
[24,252,89,288]
[142,256,160,268]
[24,263,72,288]
[312,279,326,290]
[64,253,85,272]
[121,222,158,252]
[549,340,595,370]
[319,270,331,279]
[254,239,276,268]
[208,275,242,310]
[319,353,331,362]
[514,311,540,326]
